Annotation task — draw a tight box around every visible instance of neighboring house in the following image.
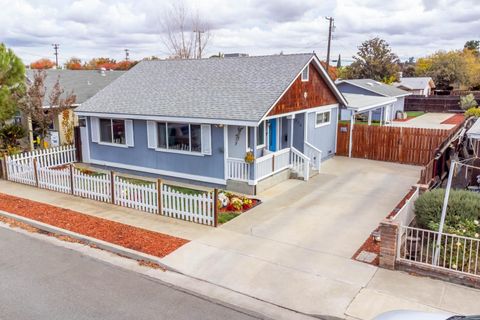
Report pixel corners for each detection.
[25,69,125,147]
[336,79,411,124]
[75,53,347,194]
[394,77,435,97]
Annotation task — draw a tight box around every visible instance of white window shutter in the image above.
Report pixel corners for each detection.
[201,124,212,155]
[147,120,157,149]
[125,120,134,147]
[91,117,99,143]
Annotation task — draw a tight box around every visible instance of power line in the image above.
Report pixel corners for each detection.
[325,17,334,74]
[52,43,59,68]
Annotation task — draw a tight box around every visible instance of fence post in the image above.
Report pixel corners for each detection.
[157,179,163,215]
[33,158,39,187]
[213,188,219,227]
[110,171,115,204]
[2,152,8,180]
[69,164,74,195]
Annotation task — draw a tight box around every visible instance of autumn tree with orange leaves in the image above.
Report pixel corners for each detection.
[30,58,55,69]
[64,57,83,70]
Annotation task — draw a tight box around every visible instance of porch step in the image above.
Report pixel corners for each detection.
[290,167,318,180]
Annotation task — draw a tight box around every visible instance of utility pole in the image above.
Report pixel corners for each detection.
[124,48,130,61]
[325,17,334,74]
[52,43,59,68]
[193,29,204,59]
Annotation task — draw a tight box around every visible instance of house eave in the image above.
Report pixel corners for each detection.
[74,111,259,126]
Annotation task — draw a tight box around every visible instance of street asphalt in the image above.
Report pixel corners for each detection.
[0,227,262,320]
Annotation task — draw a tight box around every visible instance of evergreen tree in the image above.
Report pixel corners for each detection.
[0,43,25,125]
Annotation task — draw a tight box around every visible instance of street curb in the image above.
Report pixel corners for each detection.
[0,210,179,273]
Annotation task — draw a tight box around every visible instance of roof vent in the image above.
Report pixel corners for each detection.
[99,67,106,76]
[366,82,374,86]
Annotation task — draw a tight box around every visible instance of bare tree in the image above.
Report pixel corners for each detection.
[161,3,211,59]
[19,71,76,149]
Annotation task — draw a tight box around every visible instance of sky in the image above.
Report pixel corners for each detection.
[1,0,479,66]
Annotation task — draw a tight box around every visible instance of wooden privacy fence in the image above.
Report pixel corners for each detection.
[4,147,218,227]
[336,124,452,165]
[405,96,462,113]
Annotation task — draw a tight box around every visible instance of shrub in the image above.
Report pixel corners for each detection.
[415,189,480,236]
[460,93,478,110]
[0,123,26,149]
[465,107,480,118]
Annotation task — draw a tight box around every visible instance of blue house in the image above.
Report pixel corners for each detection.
[75,53,347,194]
[337,79,411,125]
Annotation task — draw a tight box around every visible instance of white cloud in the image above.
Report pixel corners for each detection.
[0,0,478,65]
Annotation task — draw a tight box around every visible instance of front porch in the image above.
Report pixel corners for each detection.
[224,112,323,194]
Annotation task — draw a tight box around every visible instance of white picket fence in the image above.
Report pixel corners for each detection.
[114,176,159,214]
[72,167,112,203]
[162,185,215,226]
[6,145,76,169]
[4,147,217,226]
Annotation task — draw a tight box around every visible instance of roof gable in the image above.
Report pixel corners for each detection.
[267,61,339,117]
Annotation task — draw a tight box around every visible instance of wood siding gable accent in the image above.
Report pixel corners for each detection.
[267,62,339,117]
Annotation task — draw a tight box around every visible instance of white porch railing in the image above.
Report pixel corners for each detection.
[397,225,480,278]
[291,147,310,181]
[304,142,322,171]
[226,158,250,181]
[226,147,314,183]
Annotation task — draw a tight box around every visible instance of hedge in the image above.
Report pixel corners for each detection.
[415,189,480,237]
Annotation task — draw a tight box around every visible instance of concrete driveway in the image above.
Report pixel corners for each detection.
[389,112,456,129]
[163,157,423,318]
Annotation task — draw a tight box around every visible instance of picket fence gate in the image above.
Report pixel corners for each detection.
[4,146,218,227]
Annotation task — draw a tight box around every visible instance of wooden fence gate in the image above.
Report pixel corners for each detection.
[336,124,452,165]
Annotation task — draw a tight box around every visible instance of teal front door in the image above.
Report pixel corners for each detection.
[267,119,277,151]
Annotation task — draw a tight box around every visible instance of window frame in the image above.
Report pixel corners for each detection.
[315,110,331,128]
[256,121,266,149]
[301,65,309,82]
[98,118,127,147]
[155,121,203,155]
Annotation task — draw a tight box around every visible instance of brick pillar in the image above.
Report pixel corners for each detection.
[379,222,399,270]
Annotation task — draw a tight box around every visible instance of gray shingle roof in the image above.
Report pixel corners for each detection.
[76,54,319,123]
[342,93,396,112]
[26,69,125,106]
[394,77,435,90]
[339,79,411,98]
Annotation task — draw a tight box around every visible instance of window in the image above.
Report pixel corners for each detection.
[156,122,202,153]
[315,110,331,127]
[301,65,309,81]
[257,121,265,147]
[100,118,125,144]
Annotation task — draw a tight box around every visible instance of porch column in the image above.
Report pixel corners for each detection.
[380,107,384,126]
[287,114,295,148]
[349,111,355,158]
[367,110,372,126]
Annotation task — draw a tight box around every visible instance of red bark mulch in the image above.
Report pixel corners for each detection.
[352,232,380,266]
[0,193,189,258]
[441,114,465,125]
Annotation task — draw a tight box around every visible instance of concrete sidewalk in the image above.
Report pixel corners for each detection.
[0,179,210,241]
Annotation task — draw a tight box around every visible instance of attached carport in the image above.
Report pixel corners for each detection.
[341,93,397,157]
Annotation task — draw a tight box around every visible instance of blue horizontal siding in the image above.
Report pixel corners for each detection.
[88,118,225,181]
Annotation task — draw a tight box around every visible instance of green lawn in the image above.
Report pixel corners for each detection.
[218,212,240,224]
[339,120,381,126]
[406,111,425,118]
